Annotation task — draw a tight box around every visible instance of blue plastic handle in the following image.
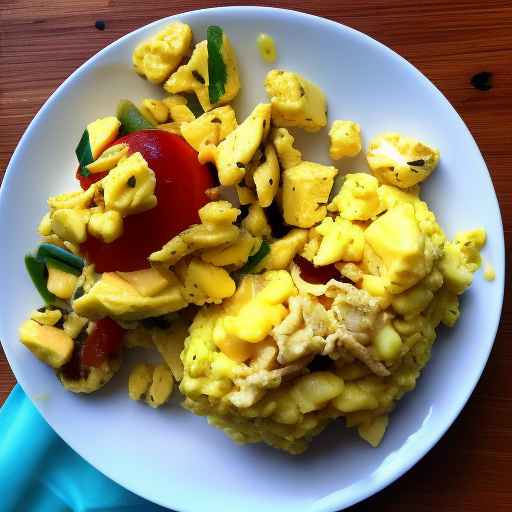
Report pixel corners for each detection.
[0,385,169,512]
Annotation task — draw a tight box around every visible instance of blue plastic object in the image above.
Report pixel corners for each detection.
[0,385,169,512]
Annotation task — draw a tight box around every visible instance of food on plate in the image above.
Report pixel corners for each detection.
[19,22,488,454]
[257,33,277,63]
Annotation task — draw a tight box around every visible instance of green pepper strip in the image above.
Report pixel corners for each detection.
[36,243,84,270]
[207,26,227,105]
[238,241,271,275]
[75,129,94,177]
[25,255,55,305]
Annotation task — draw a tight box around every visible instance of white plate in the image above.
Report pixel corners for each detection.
[0,7,504,512]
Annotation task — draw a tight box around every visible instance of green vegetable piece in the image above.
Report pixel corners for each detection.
[75,129,94,177]
[36,243,84,271]
[238,241,271,274]
[207,26,227,105]
[45,256,82,276]
[183,93,204,118]
[117,99,155,135]
[25,255,55,305]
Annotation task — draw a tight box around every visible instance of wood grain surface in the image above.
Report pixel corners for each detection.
[1,1,511,510]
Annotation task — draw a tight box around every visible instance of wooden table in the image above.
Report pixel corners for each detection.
[1,1,511,510]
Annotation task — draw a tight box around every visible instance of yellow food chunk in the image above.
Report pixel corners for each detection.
[169,104,195,123]
[290,372,344,413]
[365,203,427,293]
[117,268,171,297]
[360,274,392,308]
[426,286,460,328]
[86,117,121,159]
[88,210,124,243]
[253,144,280,207]
[185,258,236,301]
[377,184,419,212]
[358,415,389,447]
[328,173,380,221]
[201,230,256,267]
[332,382,379,413]
[373,324,402,361]
[86,143,129,174]
[102,152,157,216]
[19,320,73,368]
[241,204,271,238]
[128,363,153,400]
[51,208,88,244]
[438,229,486,295]
[329,120,362,159]
[63,312,88,339]
[213,322,256,363]
[215,103,271,186]
[151,319,188,381]
[150,223,239,267]
[367,132,440,188]
[133,22,192,84]
[73,272,187,321]
[199,200,240,225]
[30,308,62,326]
[265,69,327,132]
[48,186,96,211]
[164,36,240,111]
[218,271,296,345]
[236,184,257,205]
[484,262,496,281]
[271,127,302,170]
[282,161,337,228]
[335,262,364,283]
[46,265,78,300]
[314,217,365,265]
[38,212,53,236]
[257,33,277,63]
[181,105,237,157]
[158,122,182,136]
[162,95,187,109]
[146,364,175,407]
[391,283,435,316]
[259,229,308,271]
[141,98,169,123]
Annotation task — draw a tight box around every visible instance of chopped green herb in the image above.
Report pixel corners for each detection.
[127,176,136,188]
[183,93,204,117]
[73,286,85,300]
[192,70,205,84]
[117,99,154,135]
[36,243,85,271]
[207,25,227,104]
[407,159,425,166]
[75,129,94,177]
[25,254,55,305]
[238,241,271,274]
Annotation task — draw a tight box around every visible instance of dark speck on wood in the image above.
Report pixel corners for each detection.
[471,71,493,91]
[95,20,106,31]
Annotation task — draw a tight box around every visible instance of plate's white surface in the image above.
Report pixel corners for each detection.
[0,7,504,512]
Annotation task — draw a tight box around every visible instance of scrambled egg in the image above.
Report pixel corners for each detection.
[164,34,240,111]
[265,70,327,132]
[133,22,193,84]
[19,27,490,455]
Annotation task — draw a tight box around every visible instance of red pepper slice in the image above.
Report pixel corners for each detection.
[294,255,339,284]
[78,130,214,272]
[81,318,125,368]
